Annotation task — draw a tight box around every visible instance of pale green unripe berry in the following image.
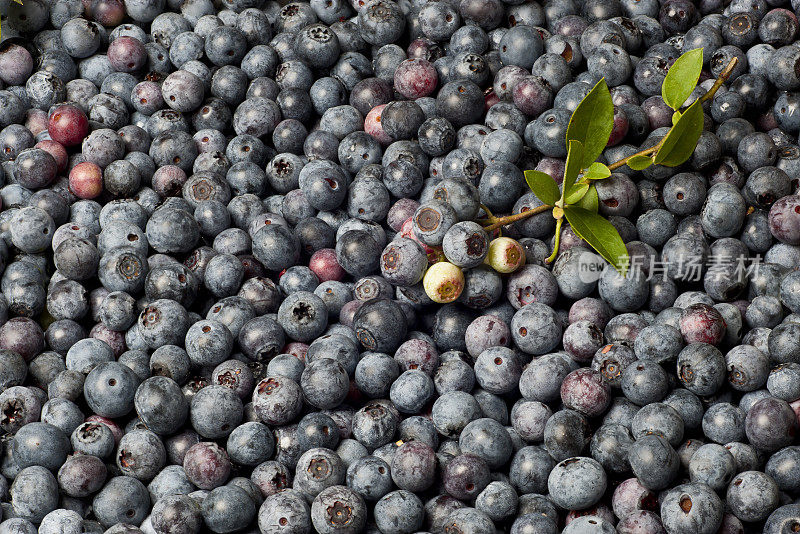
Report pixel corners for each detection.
[486,237,525,273]
[423,262,465,303]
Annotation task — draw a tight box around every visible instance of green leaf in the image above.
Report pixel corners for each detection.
[662,48,703,111]
[565,78,614,168]
[626,154,653,171]
[524,170,559,206]
[562,139,584,200]
[583,162,611,181]
[671,111,681,126]
[564,183,589,204]
[654,99,704,167]
[564,205,629,275]
[575,184,599,212]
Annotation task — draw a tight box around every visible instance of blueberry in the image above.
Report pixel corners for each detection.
[9,466,60,523]
[727,470,780,523]
[660,482,724,534]
[441,453,490,501]
[93,475,151,527]
[183,319,234,368]
[310,485,367,534]
[277,291,328,344]
[520,353,573,403]
[629,434,680,492]
[435,80,485,127]
[297,412,340,451]
[257,488,311,533]
[151,494,203,534]
[346,455,393,501]
[391,441,436,492]
[83,361,140,418]
[300,358,349,411]
[12,422,70,472]
[115,429,165,481]
[373,490,424,534]
[745,397,799,453]
[202,485,257,533]
[457,417,513,470]
[765,504,800,534]
[293,447,346,501]
[622,360,670,405]
[134,376,188,436]
[677,343,727,396]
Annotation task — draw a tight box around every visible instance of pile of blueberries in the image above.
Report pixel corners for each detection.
[3,0,800,532]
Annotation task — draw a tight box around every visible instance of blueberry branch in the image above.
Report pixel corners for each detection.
[545,217,564,264]
[698,56,739,105]
[606,145,659,172]
[476,56,738,234]
[608,56,738,172]
[479,204,498,225]
[479,204,551,232]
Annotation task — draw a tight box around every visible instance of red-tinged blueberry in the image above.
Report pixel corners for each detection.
[400,217,444,264]
[339,299,364,327]
[309,248,345,282]
[364,104,393,145]
[283,342,309,363]
[35,140,68,172]
[608,105,630,146]
[48,103,89,147]
[0,43,33,86]
[536,157,565,185]
[512,76,553,117]
[69,162,103,199]
[612,477,658,519]
[107,36,147,73]
[485,90,500,110]
[25,109,49,136]
[790,398,800,426]
[388,199,420,232]
[394,58,438,99]
[152,165,188,197]
[85,415,123,444]
[565,503,615,526]
[0,317,45,362]
[90,323,126,358]
[560,368,611,418]
[91,0,126,26]
[768,194,800,245]
[679,303,726,345]
[183,441,231,490]
[406,38,444,62]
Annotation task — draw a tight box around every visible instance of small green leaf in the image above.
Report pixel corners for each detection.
[564,183,589,204]
[671,111,681,126]
[583,162,611,181]
[566,78,614,168]
[564,205,629,275]
[626,154,653,171]
[575,184,599,213]
[662,48,703,111]
[524,170,559,206]
[654,99,704,167]
[562,140,584,200]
